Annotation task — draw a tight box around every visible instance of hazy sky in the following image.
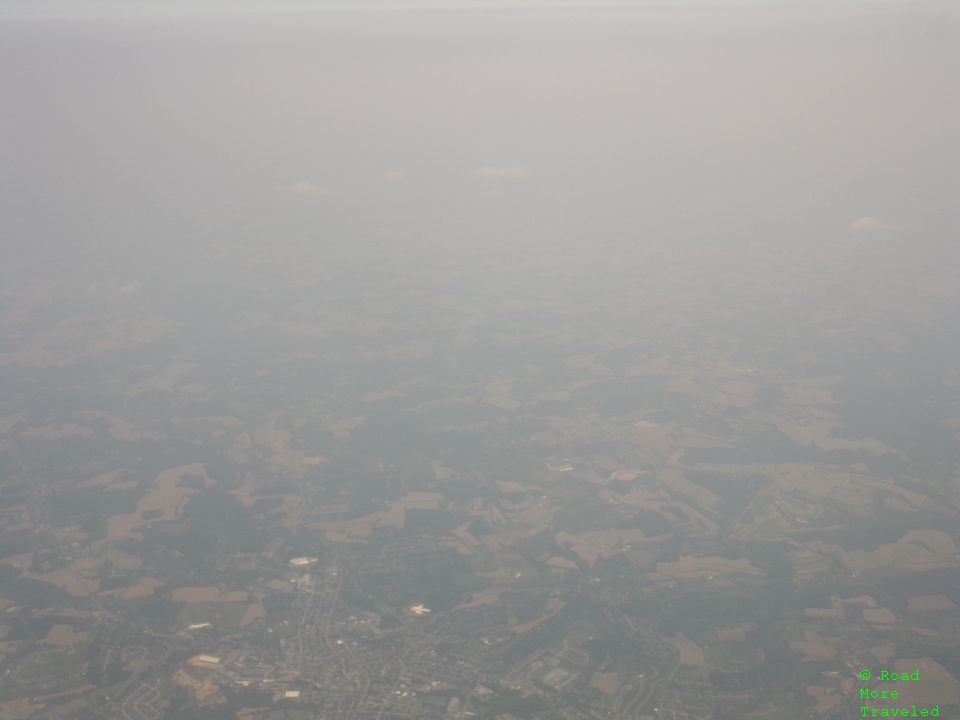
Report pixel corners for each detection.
[1,1,957,298]
[1,0,958,476]
[0,0,953,20]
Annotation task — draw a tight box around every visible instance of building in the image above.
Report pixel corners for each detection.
[288,556,316,567]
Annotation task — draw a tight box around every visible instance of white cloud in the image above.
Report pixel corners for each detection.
[382,170,405,183]
[848,216,897,234]
[286,180,328,198]
[477,165,527,179]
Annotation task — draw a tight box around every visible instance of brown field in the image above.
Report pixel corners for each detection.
[512,599,564,635]
[241,603,266,626]
[398,491,443,510]
[30,557,103,596]
[115,577,164,599]
[105,548,143,571]
[195,680,221,703]
[622,548,658,567]
[51,609,98,620]
[547,556,578,570]
[885,659,959,708]
[908,594,957,612]
[254,414,324,476]
[318,492,445,541]
[870,644,896,663]
[807,686,842,714]
[455,590,501,610]
[842,530,958,573]
[107,417,164,442]
[0,413,24,434]
[863,608,897,624]
[656,555,762,580]
[0,553,34,572]
[329,416,366,440]
[1,314,176,368]
[128,361,197,394]
[0,641,22,658]
[627,421,676,451]
[590,671,620,696]
[45,624,86,646]
[616,492,720,536]
[230,475,266,508]
[379,505,406,529]
[716,623,756,642]
[804,607,844,620]
[453,524,481,548]
[555,529,662,571]
[321,512,382,541]
[659,468,722,511]
[710,380,760,407]
[173,586,249,604]
[172,415,244,438]
[107,463,214,541]
[432,461,456,481]
[0,698,43,719]
[174,586,220,603]
[671,633,705,665]
[789,628,835,661]
[174,668,221,702]
[237,708,271,720]
[361,389,405,402]
[555,532,601,568]
[440,538,473,556]
[19,423,93,440]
